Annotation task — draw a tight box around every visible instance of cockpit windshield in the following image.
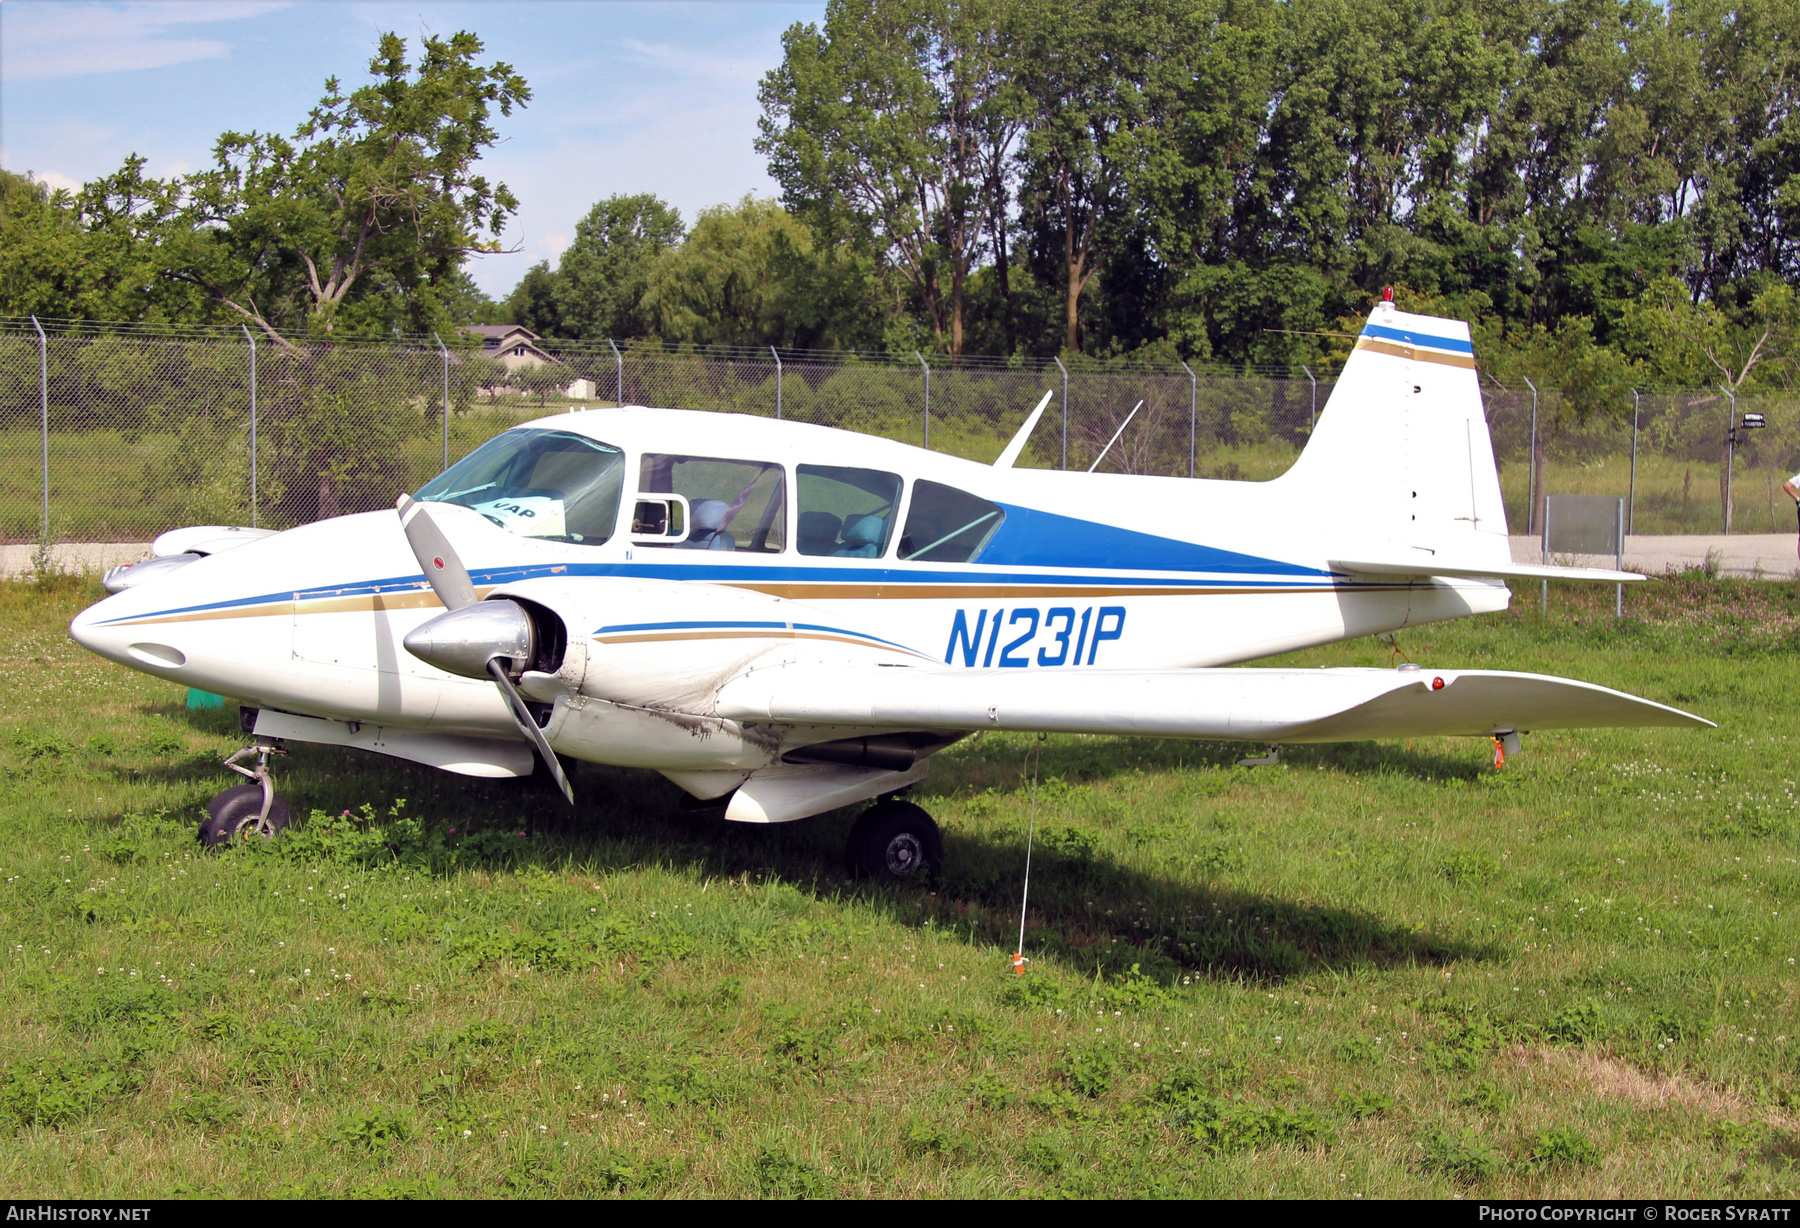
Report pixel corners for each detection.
[414,428,625,545]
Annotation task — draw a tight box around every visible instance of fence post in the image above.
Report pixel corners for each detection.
[243,325,257,528]
[916,352,930,449]
[608,339,623,407]
[771,346,783,420]
[1723,384,1737,534]
[1523,376,1540,535]
[31,316,46,547]
[1180,360,1196,479]
[1053,355,1068,470]
[1628,388,1639,535]
[1303,365,1317,433]
[434,333,449,472]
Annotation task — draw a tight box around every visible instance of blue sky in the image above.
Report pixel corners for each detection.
[0,0,824,296]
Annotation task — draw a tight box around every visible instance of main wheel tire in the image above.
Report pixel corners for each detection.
[199,783,292,849]
[846,799,942,884]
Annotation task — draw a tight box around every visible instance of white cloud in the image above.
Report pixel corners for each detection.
[619,37,774,83]
[33,169,83,193]
[1,1,288,81]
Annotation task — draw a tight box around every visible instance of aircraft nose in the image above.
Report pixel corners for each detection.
[69,593,195,676]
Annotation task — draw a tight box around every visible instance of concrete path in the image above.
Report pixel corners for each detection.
[1510,534,1800,580]
[6,536,1798,582]
[0,541,150,580]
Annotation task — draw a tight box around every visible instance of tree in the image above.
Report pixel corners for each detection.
[1014,0,1151,354]
[83,31,530,344]
[552,193,685,339]
[643,195,883,348]
[759,0,1024,355]
[505,260,563,336]
[515,359,575,406]
[0,167,211,322]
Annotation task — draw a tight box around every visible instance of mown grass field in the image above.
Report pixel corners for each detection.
[4,573,1800,1197]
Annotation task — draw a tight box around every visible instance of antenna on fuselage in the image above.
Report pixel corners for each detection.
[1087,400,1145,473]
[992,390,1056,469]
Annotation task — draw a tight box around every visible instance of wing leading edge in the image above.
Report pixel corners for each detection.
[716,666,1712,742]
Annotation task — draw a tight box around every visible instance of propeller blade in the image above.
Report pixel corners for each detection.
[487,658,574,806]
[397,494,477,611]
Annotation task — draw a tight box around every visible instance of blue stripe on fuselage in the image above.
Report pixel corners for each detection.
[981,503,1313,573]
[1359,323,1474,353]
[593,618,916,652]
[96,560,1370,626]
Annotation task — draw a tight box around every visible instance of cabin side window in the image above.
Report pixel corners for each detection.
[897,480,1004,563]
[639,454,786,552]
[795,465,902,558]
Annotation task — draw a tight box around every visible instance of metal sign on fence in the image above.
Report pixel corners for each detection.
[1542,494,1626,616]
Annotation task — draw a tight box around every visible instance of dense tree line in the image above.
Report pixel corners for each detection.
[3,3,1797,399]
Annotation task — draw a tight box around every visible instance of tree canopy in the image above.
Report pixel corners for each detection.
[5,3,1797,393]
[4,31,528,343]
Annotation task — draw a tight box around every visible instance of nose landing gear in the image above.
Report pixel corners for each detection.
[200,741,291,848]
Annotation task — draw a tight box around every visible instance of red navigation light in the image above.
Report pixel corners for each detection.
[1382,286,1395,303]
[1432,676,1445,690]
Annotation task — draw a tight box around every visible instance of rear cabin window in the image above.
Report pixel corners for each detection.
[897,480,1005,563]
[796,465,902,557]
[639,454,785,552]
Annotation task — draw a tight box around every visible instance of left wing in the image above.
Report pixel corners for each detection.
[716,664,1711,742]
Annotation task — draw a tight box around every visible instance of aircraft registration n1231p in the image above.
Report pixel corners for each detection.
[72,297,1711,881]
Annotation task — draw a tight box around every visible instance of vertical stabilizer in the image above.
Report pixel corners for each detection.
[1278,301,1509,569]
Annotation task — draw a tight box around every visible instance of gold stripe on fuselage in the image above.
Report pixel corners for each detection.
[100,578,1416,630]
[1353,337,1478,369]
[593,629,925,656]
[723,581,1363,600]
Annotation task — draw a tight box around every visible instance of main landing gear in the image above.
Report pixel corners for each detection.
[200,742,291,849]
[845,797,943,885]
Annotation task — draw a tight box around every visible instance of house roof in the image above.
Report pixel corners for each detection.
[462,324,539,344]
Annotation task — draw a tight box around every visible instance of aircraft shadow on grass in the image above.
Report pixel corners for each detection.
[114,708,1496,983]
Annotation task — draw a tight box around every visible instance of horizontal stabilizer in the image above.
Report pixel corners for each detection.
[1332,557,1645,583]
[717,665,1711,743]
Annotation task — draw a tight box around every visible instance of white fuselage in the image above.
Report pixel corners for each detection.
[70,407,1510,796]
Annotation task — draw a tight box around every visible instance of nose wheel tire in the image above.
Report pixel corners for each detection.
[199,783,292,848]
[846,799,942,885]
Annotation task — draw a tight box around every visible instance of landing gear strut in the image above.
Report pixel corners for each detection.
[845,797,942,885]
[200,742,291,848]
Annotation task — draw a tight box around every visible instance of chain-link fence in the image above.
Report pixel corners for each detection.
[1,316,1792,545]
[1484,385,1800,537]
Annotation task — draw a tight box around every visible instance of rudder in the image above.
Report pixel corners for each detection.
[1278,301,1510,569]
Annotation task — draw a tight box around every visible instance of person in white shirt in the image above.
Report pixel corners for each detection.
[1785,471,1800,558]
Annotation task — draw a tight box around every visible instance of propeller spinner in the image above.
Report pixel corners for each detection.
[396,494,575,805]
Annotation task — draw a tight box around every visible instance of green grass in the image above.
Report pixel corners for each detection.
[6,573,1800,1196]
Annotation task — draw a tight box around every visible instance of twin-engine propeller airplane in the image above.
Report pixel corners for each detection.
[73,298,1711,880]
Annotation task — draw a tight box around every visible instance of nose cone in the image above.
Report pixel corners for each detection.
[70,590,189,676]
[403,600,535,680]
